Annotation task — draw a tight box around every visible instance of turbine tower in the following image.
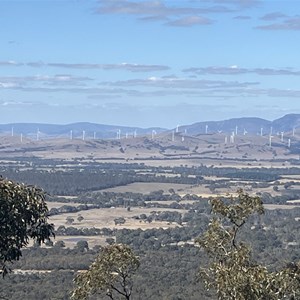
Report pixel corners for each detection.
[152,130,156,140]
[116,129,121,139]
[36,128,40,141]
[281,131,284,142]
[230,132,235,143]
[172,130,175,142]
[288,138,291,148]
[269,135,273,147]
[93,132,96,140]
[70,130,73,140]
[20,133,23,143]
[11,127,14,137]
[176,125,179,133]
[260,127,263,137]
[82,130,85,141]
[205,125,208,134]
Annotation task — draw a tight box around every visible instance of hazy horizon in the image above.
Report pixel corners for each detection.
[1,0,300,127]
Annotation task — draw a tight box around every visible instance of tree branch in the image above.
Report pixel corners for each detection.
[110,284,128,298]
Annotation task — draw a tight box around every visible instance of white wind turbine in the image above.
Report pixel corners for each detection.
[269,135,274,147]
[230,131,235,143]
[116,129,121,139]
[152,130,156,140]
[36,128,40,141]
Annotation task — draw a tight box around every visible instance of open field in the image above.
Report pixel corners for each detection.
[0,132,299,165]
[54,235,109,248]
[264,204,300,210]
[46,201,84,209]
[49,207,185,230]
[100,182,194,194]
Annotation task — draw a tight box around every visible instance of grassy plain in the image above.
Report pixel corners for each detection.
[1,132,300,248]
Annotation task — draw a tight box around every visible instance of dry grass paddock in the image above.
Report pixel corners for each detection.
[49,206,186,231]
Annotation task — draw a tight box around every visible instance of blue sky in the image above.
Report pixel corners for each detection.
[1,0,300,128]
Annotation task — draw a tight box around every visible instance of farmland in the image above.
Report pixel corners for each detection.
[1,131,300,299]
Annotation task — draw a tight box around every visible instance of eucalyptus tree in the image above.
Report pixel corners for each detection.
[71,244,140,300]
[0,177,54,276]
[197,189,300,300]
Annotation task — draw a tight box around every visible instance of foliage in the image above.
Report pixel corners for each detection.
[197,189,300,300]
[0,177,54,276]
[71,244,140,300]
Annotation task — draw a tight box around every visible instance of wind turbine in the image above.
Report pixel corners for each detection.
[93,132,96,140]
[260,127,263,137]
[243,128,247,136]
[172,130,175,142]
[116,129,121,139]
[36,128,40,141]
[134,130,137,138]
[235,126,238,136]
[152,130,156,140]
[70,130,73,140]
[269,135,273,147]
[82,130,85,141]
[230,132,235,143]
[11,127,14,137]
[205,125,208,134]
[225,136,228,144]
[288,138,291,148]
[20,133,23,143]
[281,131,284,142]
[176,125,179,133]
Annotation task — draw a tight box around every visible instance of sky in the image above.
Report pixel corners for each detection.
[1,0,300,128]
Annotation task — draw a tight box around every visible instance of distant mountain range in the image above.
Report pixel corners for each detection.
[0,122,166,139]
[1,114,300,138]
[180,114,300,136]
